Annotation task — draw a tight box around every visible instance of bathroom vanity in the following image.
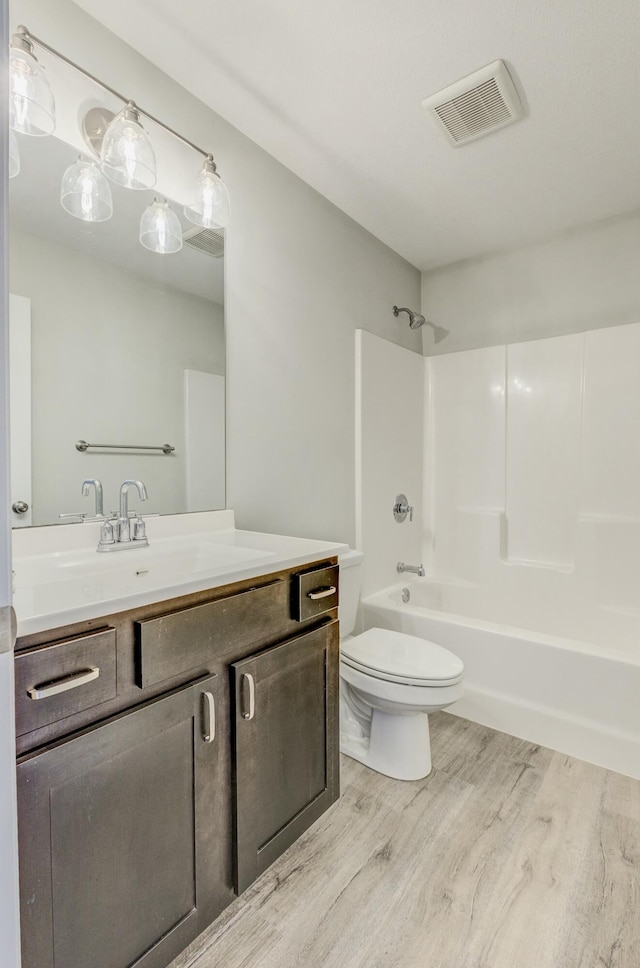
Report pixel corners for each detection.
[12,516,345,968]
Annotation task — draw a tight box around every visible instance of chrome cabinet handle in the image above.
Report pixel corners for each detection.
[12,501,29,514]
[27,666,99,700]
[201,691,215,743]
[241,673,255,721]
[307,586,337,600]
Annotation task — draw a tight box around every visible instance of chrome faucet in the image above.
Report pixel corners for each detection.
[97,480,149,552]
[60,479,108,522]
[118,480,148,542]
[397,562,425,577]
[82,479,105,518]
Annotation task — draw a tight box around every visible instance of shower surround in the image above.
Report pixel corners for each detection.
[356,323,640,776]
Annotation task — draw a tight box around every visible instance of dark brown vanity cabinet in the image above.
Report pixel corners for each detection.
[18,674,227,968]
[15,559,339,968]
[233,621,340,892]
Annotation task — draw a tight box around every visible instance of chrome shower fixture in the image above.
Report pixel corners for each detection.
[393,305,425,330]
[393,305,449,343]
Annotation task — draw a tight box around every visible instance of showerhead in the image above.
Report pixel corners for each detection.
[392,305,449,342]
[393,305,425,329]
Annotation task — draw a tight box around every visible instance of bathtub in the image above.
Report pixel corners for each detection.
[362,580,640,779]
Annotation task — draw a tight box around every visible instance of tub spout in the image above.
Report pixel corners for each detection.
[397,562,425,577]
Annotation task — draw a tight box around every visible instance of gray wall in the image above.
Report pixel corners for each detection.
[226,161,421,543]
[421,209,640,356]
[10,227,224,524]
[13,0,421,547]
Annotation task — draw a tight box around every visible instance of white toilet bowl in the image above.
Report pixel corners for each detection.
[339,627,464,781]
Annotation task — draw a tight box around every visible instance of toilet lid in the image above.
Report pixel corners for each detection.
[341,627,463,685]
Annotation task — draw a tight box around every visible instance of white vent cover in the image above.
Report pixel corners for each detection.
[422,60,524,146]
[182,225,225,258]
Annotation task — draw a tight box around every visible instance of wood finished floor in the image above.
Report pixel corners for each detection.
[170,713,640,968]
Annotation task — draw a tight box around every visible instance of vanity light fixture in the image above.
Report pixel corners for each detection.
[9,25,56,137]
[60,156,113,222]
[99,101,156,191]
[184,155,231,229]
[139,197,183,254]
[8,24,231,245]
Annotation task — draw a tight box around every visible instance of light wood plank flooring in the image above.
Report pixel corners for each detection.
[170,713,640,968]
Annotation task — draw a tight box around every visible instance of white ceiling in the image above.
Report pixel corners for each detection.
[74,0,640,271]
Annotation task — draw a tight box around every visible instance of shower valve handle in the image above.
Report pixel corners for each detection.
[393,495,414,523]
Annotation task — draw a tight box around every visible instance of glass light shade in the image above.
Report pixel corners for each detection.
[100,104,156,190]
[9,130,20,179]
[184,160,230,228]
[60,157,113,222]
[9,43,55,137]
[139,197,183,254]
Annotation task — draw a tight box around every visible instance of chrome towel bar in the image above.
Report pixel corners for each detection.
[76,440,175,455]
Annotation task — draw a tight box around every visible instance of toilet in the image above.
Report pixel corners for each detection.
[339,550,464,781]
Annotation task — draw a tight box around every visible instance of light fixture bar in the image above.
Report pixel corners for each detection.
[15,24,213,161]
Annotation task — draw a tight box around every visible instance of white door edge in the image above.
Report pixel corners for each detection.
[0,0,23,962]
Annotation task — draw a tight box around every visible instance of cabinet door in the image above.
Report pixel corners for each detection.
[232,621,340,892]
[18,674,232,968]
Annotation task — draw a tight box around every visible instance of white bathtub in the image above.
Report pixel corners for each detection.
[362,580,640,779]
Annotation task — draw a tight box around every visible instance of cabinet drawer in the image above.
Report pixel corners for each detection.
[15,628,117,736]
[291,565,339,622]
[136,579,289,688]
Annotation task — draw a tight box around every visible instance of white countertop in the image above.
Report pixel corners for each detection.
[12,512,349,637]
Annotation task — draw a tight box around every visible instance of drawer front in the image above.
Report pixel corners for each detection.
[291,565,339,622]
[136,578,290,688]
[15,628,117,736]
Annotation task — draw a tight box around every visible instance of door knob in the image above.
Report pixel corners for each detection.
[12,501,29,514]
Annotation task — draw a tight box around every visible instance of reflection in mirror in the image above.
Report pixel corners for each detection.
[9,134,225,528]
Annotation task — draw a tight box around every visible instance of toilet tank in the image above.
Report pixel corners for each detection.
[338,549,364,638]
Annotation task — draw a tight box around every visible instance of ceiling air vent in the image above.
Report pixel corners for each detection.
[182,225,225,258]
[422,60,524,146]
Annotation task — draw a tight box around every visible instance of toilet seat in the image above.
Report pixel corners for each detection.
[341,627,463,687]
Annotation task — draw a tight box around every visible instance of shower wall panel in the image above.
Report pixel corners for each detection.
[356,330,424,598]
[505,333,584,567]
[580,323,640,518]
[427,346,505,578]
[424,321,640,647]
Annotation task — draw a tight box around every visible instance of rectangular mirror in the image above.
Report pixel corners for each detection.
[9,132,225,528]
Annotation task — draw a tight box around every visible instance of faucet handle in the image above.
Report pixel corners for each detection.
[99,520,115,546]
[132,516,147,541]
[393,494,414,523]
